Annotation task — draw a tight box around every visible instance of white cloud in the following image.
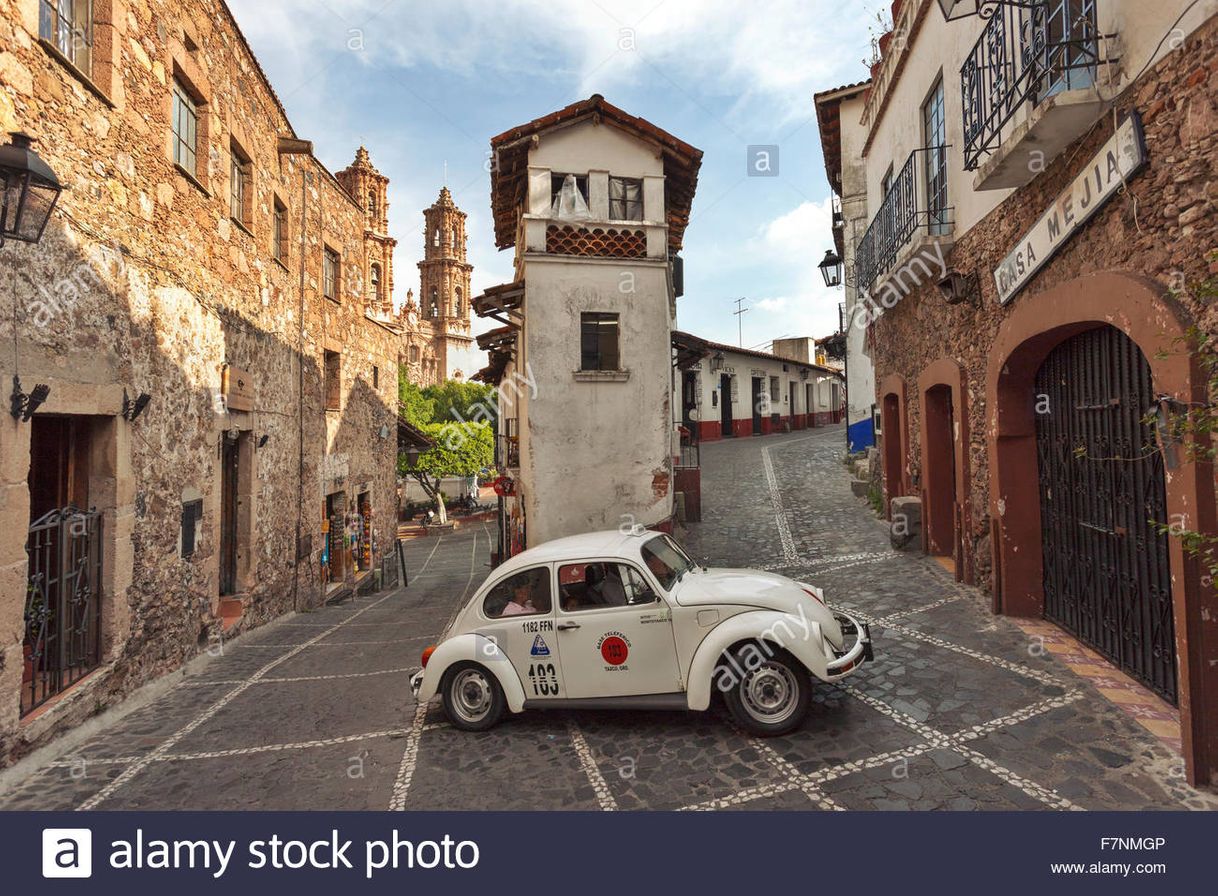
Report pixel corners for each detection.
[229,0,871,125]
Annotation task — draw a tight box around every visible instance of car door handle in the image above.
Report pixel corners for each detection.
[557,622,581,631]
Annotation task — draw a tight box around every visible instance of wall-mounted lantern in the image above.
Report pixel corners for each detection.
[10,377,49,421]
[0,133,63,247]
[819,249,843,289]
[710,351,725,372]
[936,0,1040,20]
[121,389,152,422]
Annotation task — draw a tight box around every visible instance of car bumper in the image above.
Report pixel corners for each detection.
[410,669,425,697]
[825,613,873,680]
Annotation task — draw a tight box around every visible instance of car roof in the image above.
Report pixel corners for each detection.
[491,529,658,578]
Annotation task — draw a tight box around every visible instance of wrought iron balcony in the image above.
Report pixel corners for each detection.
[961,0,1104,172]
[854,146,953,295]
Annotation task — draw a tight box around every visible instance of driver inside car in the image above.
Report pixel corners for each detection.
[502,581,539,616]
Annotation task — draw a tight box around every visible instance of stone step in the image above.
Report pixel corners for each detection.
[850,478,870,498]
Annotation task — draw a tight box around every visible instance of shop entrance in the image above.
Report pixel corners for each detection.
[23,416,103,716]
[1034,325,1176,703]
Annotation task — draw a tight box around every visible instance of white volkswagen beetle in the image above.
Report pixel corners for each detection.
[410,530,873,736]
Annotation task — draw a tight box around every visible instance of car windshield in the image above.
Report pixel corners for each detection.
[640,535,697,590]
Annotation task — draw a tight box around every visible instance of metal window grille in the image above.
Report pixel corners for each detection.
[23,507,103,716]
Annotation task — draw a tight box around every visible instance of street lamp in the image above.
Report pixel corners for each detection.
[819,248,843,289]
[0,133,63,247]
[936,0,1041,20]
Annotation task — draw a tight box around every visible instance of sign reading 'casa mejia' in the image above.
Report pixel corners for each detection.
[994,112,1148,305]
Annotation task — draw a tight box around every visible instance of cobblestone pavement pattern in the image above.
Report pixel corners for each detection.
[2,427,1214,810]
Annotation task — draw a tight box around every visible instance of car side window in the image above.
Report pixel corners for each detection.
[620,565,660,605]
[559,562,657,612]
[483,567,552,619]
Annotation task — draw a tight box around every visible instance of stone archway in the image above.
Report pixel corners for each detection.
[878,374,909,521]
[986,270,1217,787]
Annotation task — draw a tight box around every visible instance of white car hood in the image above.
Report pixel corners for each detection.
[673,568,844,648]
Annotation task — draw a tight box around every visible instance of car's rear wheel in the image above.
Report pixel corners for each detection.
[722,647,811,736]
[441,662,506,731]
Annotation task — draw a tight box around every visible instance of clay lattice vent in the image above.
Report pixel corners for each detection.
[546,225,647,258]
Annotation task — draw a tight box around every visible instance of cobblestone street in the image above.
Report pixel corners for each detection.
[1,426,1213,811]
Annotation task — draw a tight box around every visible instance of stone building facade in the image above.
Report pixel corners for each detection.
[817,0,1218,785]
[396,187,478,385]
[0,0,402,766]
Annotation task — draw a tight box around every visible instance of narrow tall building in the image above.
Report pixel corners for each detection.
[399,187,479,384]
[337,147,396,319]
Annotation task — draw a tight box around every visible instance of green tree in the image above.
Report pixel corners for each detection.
[423,380,498,429]
[398,374,436,428]
[399,421,494,525]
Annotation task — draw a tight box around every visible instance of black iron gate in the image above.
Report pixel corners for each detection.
[1034,325,1176,703]
[23,506,103,716]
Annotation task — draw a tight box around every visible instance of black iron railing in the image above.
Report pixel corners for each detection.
[960,0,1103,171]
[23,507,103,716]
[855,146,952,293]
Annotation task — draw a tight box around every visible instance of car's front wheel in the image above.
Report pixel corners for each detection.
[722,647,811,736]
[441,662,506,731]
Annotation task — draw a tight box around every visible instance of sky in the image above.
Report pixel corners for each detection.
[226,0,880,353]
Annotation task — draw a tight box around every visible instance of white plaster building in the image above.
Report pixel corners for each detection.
[474,96,702,557]
[814,81,874,452]
[674,336,844,441]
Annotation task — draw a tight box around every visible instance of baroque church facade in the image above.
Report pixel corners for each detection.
[336,151,477,385]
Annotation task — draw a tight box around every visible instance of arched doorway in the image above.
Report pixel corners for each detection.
[987,271,1216,785]
[1034,325,1175,701]
[923,384,957,560]
[878,374,907,521]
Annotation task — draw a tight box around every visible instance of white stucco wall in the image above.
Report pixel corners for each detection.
[515,118,677,547]
[858,0,1218,244]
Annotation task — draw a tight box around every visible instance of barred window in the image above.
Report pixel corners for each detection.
[608,177,643,221]
[40,0,92,75]
[172,79,198,174]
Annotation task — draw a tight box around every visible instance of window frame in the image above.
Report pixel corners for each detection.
[481,566,554,620]
[580,312,621,373]
[922,75,949,236]
[39,0,93,75]
[551,173,590,208]
[323,246,341,303]
[272,196,288,265]
[172,78,200,178]
[370,263,382,306]
[556,561,660,614]
[229,140,253,232]
[608,176,644,222]
[323,349,342,411]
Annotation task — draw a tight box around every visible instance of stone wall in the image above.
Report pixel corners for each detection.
[867,14,1218,592]
[0,0,402,765]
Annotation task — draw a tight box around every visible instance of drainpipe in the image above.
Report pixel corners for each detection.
[279,137,313,613]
